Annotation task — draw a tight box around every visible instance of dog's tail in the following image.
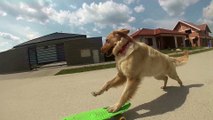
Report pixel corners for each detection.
[171,50,189,66]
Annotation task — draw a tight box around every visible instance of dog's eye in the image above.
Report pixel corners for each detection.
[106,39,110,43]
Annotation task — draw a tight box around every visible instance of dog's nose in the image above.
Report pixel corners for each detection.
[100,47,105,53]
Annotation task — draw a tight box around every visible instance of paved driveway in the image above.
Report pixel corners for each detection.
[0,50,213,120]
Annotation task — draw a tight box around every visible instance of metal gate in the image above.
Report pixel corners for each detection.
[36,45,57,64]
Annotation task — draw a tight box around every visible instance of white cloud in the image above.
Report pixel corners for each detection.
[0,41,11,52]
[16,15,37,23]
[0,0,70,24]
[24,27,40,40]
[0,32,20,41]
[0,10,7,16]
[42,7,70,24]
[0,1,50,24]
[0,32,22,52]
[202,1,213,23]
[20,2,37,14]
[142,18,179,29]
[0,29,40,52]
[0,31,25,52]
[93,28,102,34]
[1,0,68,24]
[134,5,145,13]
[16,16,23,21]
[128,17,136,22]
[199,1,213,34]
[70,4,77,9]
[158,0,200,16]
[78,26,91,35]
[124,0,135,4]
[70,1,134,27]
[0,1,134,29]
[38,0,55,7]
[114,23,137,33]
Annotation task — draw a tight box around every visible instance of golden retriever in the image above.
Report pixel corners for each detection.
[92,29,189,112]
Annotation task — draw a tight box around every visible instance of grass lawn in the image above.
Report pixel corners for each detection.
[160,47,204,54]
[55,63,115,75]
[56,47,213,75]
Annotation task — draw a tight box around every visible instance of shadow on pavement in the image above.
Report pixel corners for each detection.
[126,84,204,119]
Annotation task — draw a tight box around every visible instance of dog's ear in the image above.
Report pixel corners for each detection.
[113,29,130,35]
[119,29,130,34]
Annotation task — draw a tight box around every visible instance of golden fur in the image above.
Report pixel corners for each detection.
[92,29,189,112]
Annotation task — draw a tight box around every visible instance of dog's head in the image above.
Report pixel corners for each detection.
[101,29,130,56]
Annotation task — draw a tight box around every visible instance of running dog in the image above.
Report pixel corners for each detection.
[92,29,189,112]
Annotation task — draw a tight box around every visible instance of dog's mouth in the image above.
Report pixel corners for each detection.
[105,47,114,57]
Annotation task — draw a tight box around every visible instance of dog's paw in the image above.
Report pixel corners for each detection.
[178,81,183,87]
[180,84,184,87]
[107,104,120,113]
[91,92,99,97]
[161,86,167,89]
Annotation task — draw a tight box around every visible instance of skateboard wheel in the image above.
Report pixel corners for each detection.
[119,116,126,120]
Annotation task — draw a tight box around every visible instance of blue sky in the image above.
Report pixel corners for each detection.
[0,0,213,52]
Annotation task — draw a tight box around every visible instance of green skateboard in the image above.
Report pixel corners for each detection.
[63,102,131,120]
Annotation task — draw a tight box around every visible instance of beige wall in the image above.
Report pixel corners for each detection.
[64,37,104,65]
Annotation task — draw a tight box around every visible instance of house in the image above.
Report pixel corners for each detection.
[0,32,104,74]
[131,28,187,50]
[173,20,212,47]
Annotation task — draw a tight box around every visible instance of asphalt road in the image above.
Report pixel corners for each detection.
[0,50,213,120]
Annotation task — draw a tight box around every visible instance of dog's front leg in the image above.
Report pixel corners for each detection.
[91,73,126,97]
[107,78,140,112]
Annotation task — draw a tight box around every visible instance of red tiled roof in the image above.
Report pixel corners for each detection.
[197,24,209,31]
[131,28,187,38]
[174,20,212,33]
[198,23,211,33]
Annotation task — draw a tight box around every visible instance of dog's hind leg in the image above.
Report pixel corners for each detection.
[154,75,168,89]
[168,69,183,87]
[91,73,126,97]
[107,78,140,112]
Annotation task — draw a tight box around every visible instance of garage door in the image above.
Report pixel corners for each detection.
[36,45,57,64]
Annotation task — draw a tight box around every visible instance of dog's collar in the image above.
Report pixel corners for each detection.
[117,41,131,55]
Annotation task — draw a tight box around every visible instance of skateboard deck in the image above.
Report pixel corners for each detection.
[63,102,131,120]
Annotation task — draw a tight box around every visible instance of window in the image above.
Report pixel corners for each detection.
[81,49,91,57]
[185,29,192,34]
[146,38,153,46]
